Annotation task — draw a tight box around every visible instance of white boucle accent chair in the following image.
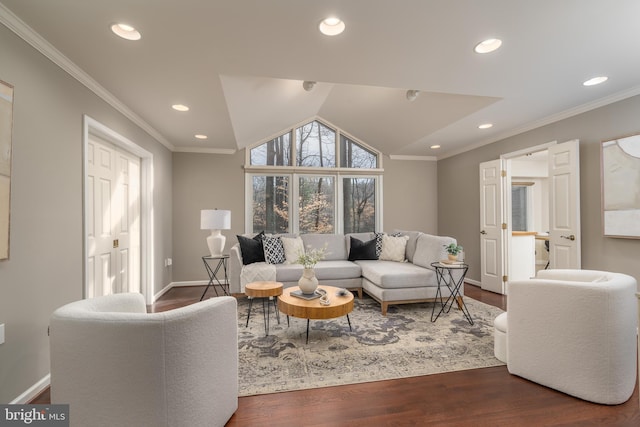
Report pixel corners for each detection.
[506,269,638,405]
[49,293,238,427]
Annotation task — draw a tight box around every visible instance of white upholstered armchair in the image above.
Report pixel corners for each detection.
[49,293,238,427]
[506,269,638,405]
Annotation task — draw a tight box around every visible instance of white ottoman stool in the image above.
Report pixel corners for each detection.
[493,312,507,363]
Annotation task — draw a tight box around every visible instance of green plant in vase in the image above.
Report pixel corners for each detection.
[444,243,463,261]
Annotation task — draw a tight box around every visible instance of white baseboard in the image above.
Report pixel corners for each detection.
[12,374,50,404]
[465,278,481,287]
[464,277,482,287]
[153,280,209,302]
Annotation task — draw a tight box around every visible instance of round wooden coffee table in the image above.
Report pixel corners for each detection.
[245,281,283,336]
[278,285,354,343]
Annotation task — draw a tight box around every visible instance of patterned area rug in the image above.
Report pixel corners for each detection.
[238,294,505,396]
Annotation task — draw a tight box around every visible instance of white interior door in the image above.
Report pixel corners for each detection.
[86,136,141,297]
[479,159,506,294]
[548,139,581,269]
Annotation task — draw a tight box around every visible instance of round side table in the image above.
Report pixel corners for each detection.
[245,281,284,336]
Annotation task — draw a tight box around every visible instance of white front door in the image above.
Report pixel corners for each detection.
[86,136,141,297]
[479,159,506,294]
[548,139,581,269]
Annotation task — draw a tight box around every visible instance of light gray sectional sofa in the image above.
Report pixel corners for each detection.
[228,231,459,315]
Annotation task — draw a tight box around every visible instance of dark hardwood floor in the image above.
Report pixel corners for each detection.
[33,284,639,426]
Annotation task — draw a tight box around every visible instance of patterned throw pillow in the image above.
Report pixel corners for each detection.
[262,235,286,264]
[374,232,402,258]
[379,234,410,262]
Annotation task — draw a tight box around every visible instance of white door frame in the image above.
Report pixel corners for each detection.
[479,159,507,294]
[82,115,154,304]
[497,140,581,281]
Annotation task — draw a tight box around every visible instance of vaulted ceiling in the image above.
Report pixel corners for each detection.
[2,1,640,158]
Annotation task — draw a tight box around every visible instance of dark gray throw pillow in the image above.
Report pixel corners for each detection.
[237,231,265,265]
[348,236,378,261]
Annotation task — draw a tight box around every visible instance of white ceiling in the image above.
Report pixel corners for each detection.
[2,1,640,159]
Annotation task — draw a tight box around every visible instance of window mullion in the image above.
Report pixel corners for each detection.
[291,173,299,234]
[291,129,297,168]
[336,173,344,234]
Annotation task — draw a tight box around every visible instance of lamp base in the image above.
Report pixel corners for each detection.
[206,230,226,257]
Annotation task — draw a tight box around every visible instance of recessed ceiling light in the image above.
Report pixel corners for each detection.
[195,134,208,140]
[319,17,345,36]
[406,90,420,102]
[430,145,441,149]
[302,81,316,91]
[110,23,141,41]
[583,76,608,86]
[172,104,189,112]
[474,38,502,54]
[478,123,493,129]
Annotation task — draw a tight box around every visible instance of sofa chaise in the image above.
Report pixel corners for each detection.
[228,230,460,315]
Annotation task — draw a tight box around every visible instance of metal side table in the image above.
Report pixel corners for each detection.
[200,254,230,300]
[430,261,473,325]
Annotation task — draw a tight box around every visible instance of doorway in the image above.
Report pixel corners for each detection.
[479,140,581,294]
[83,116,154,303]
[509,150,549,280]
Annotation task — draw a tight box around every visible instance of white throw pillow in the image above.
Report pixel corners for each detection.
[379,234,409,262]
[281,236,305,264]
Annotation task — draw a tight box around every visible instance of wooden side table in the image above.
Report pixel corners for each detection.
[245,281,283,336]
[278,285,354,343]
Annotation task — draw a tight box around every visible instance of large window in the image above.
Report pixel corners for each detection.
[340,135,377,168]
[250,133,291,166]
[296,122,335,167]
[247,119,382,234]
[511,183,533,231]
[343,177,376,234]
[299,176,335,233]
[251,175,289,234]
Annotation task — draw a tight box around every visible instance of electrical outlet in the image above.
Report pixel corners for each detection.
[165,258,173,267]
[0,324,5,345]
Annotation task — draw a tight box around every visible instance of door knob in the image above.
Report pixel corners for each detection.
[560,234,575,241]
[480,230,487,235]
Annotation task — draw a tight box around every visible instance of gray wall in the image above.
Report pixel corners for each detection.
[438,94,640,284]
[0,24,173,402]
[171,153,439,283]
[172,151,246,282]
[383,156,438,233]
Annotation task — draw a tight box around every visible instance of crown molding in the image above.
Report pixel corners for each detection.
[388,155,437,161]
[173,147,237,155]
[0,4,175,151]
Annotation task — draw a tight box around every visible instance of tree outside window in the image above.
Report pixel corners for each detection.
[299,176,335,234]
[296,121,336,167]
[252,175,289,233]
[250,133,291,166]
[343,177,376,233]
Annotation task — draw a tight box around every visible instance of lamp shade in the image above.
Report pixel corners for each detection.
[200,209,231,230]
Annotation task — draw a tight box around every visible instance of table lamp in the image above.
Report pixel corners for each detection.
[201,209,231,257]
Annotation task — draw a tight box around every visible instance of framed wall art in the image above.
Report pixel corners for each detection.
[601,133,640,238]
[0,79,13,260]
